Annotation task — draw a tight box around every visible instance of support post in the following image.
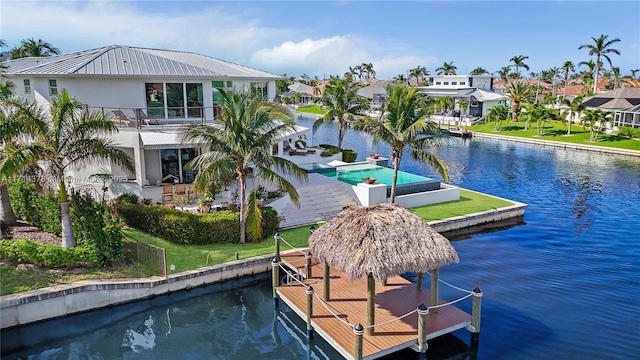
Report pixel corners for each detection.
[353,323,364,360]
[471,287,483,350]
[367,273,375,336]
[274,232,281,262]
[306,286,314,338]
[430,268,439,314]
[416,272,423,291]
[271,258,280,306]
[323,260,330,301]
[305,251,312,279]
[417,303,429,353]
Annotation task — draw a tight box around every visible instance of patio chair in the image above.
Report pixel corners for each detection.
[294,140,316,154]
[162,185,174,204]
[111,110,133,127]
[174,184,187,197]
[136,109,160,125]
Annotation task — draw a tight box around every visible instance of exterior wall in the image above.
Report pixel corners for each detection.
[144,150,162,185]
[481,99,503,117]
[394,184,460,208]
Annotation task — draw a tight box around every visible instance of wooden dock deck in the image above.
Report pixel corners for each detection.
[277,251,472,360]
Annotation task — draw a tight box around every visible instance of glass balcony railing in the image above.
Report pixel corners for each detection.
[83,105,221,129]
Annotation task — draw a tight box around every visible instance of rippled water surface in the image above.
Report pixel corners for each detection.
[3,116,639,359]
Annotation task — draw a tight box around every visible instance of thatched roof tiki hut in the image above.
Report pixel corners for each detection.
[308,203,459,335]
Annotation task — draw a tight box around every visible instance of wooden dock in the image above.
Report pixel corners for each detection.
[276,251,472,360]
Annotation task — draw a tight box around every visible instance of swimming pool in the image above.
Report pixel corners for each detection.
[302,162,441,196]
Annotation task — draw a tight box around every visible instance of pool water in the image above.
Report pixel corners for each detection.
[310,163,435,186]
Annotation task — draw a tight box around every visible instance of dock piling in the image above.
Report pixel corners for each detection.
[272,258,280,305]
[274,232,281,262]
[416,272,423,291]
[367,274,375,336]
[323,260,330,301]
[417,303,429,353]
[306,286,314,338]
[305,251,312,278]
[471,287,483,350]
[354,323,364,360]
[430,268,439,314]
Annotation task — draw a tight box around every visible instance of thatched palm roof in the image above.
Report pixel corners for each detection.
[309,203,459,281]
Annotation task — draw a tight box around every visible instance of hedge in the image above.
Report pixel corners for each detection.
[112,203,279,244]
[0,239,91,268]
[319,144,358,162]
[618,126,640,139]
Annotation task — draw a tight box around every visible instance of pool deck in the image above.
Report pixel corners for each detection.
[277,251,473,360]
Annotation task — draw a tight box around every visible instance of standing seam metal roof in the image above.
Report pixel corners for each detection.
[4,45,282,78]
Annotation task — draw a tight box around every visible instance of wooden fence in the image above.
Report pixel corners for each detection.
[124,239,167,277]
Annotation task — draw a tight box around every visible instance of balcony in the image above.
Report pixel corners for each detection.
[84,105,222,129]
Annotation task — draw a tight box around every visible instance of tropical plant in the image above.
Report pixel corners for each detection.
[609,67,621,89]
[314,77,369,149]
[180,88,308,243]
[470,67,488,75]
[497,66,512,83]
[486,104,509,131]
[581,109,613,141]
[561,61,575,100]
[504,81,533,122]
[457,100,469,118]
[393,74,408,85]
[562,95,584,135]
[579,34,621,94]
[409,66,427,85]
[509,55,530,78]
[362,63,376,82]
[436,61,457,75]
[631,69,640,81]
[1,89,134,247]
[353,84,449,203]
[437,96,452,125]
[7,38,60,59]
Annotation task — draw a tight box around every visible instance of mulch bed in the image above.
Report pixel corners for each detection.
[1,220,62,246]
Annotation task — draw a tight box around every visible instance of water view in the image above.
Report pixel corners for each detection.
[2,115,639,359]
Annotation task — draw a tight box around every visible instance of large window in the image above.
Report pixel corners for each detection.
[212,80,233,105]
[186,83,203,118]
[181,149,198,183]
[166,83,185,119]
[145,83,165,118]
[48,79,58,95]
[160,148,199,184]
[23,79,31,94]
[250,81,267,100]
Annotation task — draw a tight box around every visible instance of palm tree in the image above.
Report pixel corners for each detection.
[10,38,61,58]
[353,84,449,203]
[631,69,640,81]
[314,78,369,150]
[486,104,509,131]
[1,89,134,247]
[497,66,512,83]
[409,66,426,85]
[579,34,621,94]
[393,74,407,85]
[437,96,452,125]
[504,81,533,122]
[470,67,488,75]
[436,61,457,75]
[581,109,612,141]
[561,61,575,101]
[509,55,530,78]
[0,110,18,231]
[362,63,376,82]
[457,99,469,119]
[181,89,307,243]
[562,95,584,135]
[610,67,621,89]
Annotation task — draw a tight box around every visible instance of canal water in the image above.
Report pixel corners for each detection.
[2,115,639,359]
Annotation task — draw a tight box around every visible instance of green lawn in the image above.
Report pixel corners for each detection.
[469,121,640,151]
[125,189,513,273]
[296,105,327,115]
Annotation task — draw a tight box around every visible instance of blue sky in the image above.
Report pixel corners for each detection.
[2,1,639,79]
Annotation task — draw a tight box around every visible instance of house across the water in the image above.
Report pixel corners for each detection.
[3,45,308,202]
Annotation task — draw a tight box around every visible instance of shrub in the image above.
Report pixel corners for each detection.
[113,202,279,244]
[618,126,640,139]
[0,239,90,268]
[113,193,139,205]
[320,150,333,157]
[8,180,60,235]
[342,149,358,163]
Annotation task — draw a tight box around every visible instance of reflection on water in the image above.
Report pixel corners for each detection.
[2,117,640,359]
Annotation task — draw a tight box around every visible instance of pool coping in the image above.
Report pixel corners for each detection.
[472,132,640,158]
[0,195,527,330]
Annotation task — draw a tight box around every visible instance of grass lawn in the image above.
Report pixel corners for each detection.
[468,121,640,151]
[125,189,513,273]
[296,105,327,115]
[0,260,153,295]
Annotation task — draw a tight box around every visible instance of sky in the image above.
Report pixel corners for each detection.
[2,0,639,79]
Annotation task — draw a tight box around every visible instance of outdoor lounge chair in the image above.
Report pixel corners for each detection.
[294,140,316,154]
[136,109,160,125]
[111,110,133,126]
[289,148,308,156]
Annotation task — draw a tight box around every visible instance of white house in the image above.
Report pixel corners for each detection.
[4,45,308,202]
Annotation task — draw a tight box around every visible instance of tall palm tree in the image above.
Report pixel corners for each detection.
[181,89,307,244]
[581,109,612,141]
[1,89,134,247]
[504,81,533,122]
[409,66,426,85]
[631,69,640,81]
[362,63,376,82]
[457,99,469,118]
[610,67,621,89]
[509,55,530,79]
[0,110,18,231]
[497,66,512,83]
[470,67,488,75]
[10,38,61,58]
[562,95,584,135]
[436,61,457,75]
[353,84,449,203]
[314,78,369,150]
[561,61,575,101]
[579,34,621,94]
[393,74,407,85]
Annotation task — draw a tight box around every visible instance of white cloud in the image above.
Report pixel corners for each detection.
[250,36,438,79]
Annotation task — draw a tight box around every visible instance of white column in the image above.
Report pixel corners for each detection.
[134,138,146,187]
